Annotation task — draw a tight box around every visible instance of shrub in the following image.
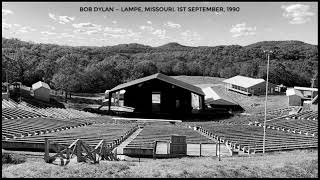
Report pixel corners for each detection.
[2,152,26,165]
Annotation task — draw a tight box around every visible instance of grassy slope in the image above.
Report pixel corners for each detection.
[2,149,317,178]
[171,75,226,86]
[172,75,288,114]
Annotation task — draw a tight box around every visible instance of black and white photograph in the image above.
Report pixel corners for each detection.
[2,1,318,178]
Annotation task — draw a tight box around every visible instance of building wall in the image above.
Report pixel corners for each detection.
[288,95,302,106]
[122,79,201,114]
[311,104,318,111]
[34,87,50,102]
[248,82,278,95]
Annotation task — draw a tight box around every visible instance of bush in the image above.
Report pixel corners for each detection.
[2,152,26,165]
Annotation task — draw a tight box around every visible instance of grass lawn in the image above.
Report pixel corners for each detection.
[2,149,317,178]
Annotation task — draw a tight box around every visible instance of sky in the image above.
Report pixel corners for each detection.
[2,2,318,47]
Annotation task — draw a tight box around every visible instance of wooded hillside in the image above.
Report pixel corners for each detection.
[2,38,318,93]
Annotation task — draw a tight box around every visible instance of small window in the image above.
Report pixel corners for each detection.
[152,92,161,104]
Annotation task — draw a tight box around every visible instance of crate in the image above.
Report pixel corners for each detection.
[169,144,187,155]
[170,135,186,144]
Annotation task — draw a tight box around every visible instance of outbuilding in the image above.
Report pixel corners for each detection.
[108,73,205,115]
[32,81,51,102]
[223,75,277,96]
[286,88,303,106]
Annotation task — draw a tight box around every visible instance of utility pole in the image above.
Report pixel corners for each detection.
[262,50,272,154]
[310,71,317,100]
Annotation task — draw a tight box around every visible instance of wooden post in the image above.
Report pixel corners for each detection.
[44,138,50,162]
[153,141,157,159]
[108,92,112,113]
[76,140,82,162]
[199,143,202,157]
[167,141,170,158]
[139,144,141,163]
[219,141,221,161]
[114,148,117,160]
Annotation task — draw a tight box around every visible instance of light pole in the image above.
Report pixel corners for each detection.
[263,50,272,154]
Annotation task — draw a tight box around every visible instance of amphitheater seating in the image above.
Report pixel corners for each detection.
[2,117,92,140]
[251,111,318,136]
[2,123,137,151]
[284,110,318,120]
[125,123,214,150]
[2,99,100,120]
[198,123,318,154]
[2,108,46,119]
[2,99,18,108]
[255,107,297,117]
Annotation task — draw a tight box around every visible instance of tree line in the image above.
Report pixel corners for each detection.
[2,38,318,93]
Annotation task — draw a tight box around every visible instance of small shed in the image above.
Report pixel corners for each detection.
[286,88,303,106]
[223,75,278,96]
[32,81,51,102]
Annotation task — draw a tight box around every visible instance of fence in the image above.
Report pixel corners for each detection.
[152,141,221,158]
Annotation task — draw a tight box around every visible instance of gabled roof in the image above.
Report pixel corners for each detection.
[223,75,265,88]
[202,85,240,106]
[32,81,51,90]
[294,86,318,92]
[286,88,303,97]
[109,73,204,96]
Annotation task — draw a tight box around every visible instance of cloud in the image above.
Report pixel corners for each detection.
[164,21,181,29]
[13,24,22,28]
[181,30,201,42]
[103,27,141,39]
[2,9,14,16]
[49,13,75,24]
[21,26,36,31]
[72,22,103,35]
[59,16,75,24]
[41,31,56,36]
[85,30,100,35]
[139,25,154,32]
[103,33,123,38]
[14,26,37,33]
[112,20,117,24]
[44,25,56,30]
[59,33,75,38]
[230,23,256,38]
[73,22,102,30]
[104,27,127,33]
[152,29,167,39]
[48,13,56,20]
[147,21,152,24]
[2,21,12,30]
[281,4,314,24]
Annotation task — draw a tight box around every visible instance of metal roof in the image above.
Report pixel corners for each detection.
[202,85,240,106]
[294,86,318,92]
[109,73,205,96]
[223,75,265,88]
[32,81,51,90]
[286,88,303,97]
